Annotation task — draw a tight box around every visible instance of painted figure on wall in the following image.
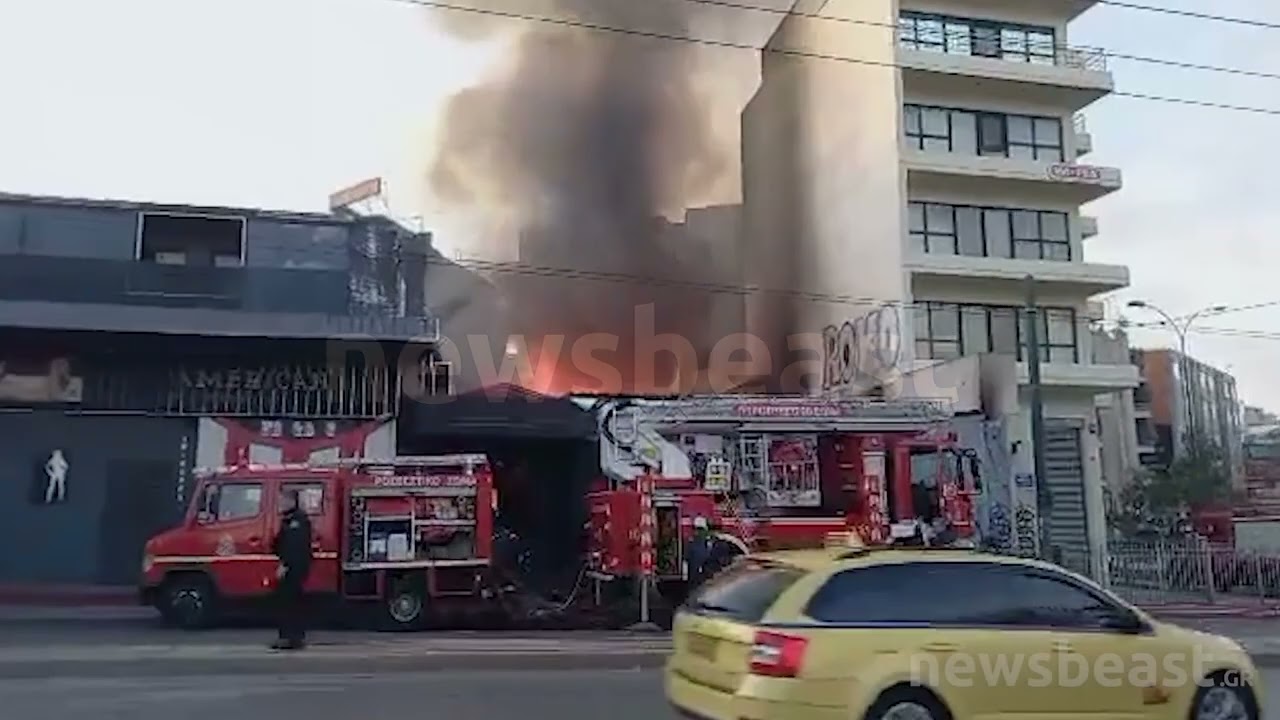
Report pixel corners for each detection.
[30,449,69,505]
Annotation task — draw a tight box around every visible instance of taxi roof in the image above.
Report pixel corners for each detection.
[752,546,1058,574]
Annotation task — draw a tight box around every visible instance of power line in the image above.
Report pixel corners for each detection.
[1094,1,1280,31]
[679,0,1280,83]
[429,252,1279,342]
[395,0,1280,117]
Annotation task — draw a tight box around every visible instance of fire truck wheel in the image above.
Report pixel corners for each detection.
[160,574,217,630]
[383,578,428,631]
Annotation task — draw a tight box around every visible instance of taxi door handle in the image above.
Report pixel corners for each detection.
[1052,641,1074,653]
[922,642,959,653]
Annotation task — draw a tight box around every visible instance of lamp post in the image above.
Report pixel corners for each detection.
[1125,301,1228,449]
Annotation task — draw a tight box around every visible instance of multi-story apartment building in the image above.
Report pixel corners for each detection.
[741,0,1135,565]
[0,191,456,588]
[1131,348,1244,485]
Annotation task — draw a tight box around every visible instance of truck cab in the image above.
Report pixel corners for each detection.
[140,454,494,630]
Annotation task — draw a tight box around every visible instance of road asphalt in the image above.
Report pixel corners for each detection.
[4,667,1280,720]
[7,612,1280,677]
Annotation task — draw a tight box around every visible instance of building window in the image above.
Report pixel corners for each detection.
[904,105,1063,163]
[914,302,1079,363]
[903,105,952,152]
[137,212,246,267]
[899,12,1057,65]
[908,202,1070,261]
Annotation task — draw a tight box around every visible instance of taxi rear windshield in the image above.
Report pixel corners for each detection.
[685,561,804,623]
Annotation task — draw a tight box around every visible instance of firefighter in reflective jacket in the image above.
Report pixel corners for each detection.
[686,516,715,589]
[271,490,313,650]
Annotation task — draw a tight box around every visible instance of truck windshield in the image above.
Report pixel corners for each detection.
[685,561,804,623]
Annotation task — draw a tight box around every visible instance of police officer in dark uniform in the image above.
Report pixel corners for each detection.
[271,489,313,650]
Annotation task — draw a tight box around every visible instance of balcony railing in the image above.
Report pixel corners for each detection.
[0,254,352,315]
[897,27,1109,72]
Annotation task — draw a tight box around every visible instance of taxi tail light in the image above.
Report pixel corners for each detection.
[748,630,808,678]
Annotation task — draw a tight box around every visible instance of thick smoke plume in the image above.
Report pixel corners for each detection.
[430,1,734,394]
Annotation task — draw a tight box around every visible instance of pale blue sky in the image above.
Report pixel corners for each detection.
[0,0,1274,408]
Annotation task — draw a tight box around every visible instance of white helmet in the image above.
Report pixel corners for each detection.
[692,515,709,530]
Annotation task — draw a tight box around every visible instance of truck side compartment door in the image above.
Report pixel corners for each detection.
[192,480,273,598]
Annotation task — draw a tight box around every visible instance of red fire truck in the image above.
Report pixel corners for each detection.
[580,395,980,616]
[140,454,498,630]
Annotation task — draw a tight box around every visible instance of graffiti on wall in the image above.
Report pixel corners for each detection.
[1014,504,1039,556]
[821,305,902,390]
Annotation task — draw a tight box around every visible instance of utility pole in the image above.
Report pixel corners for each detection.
[1023,276,1052,561]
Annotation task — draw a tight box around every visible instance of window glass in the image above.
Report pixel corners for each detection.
[917,19,945,50]
[908,233,926,254]
[1028,32,1056,62]
[983,210,1011,256]
[903,105,921,136]
[962,307,991,354]
[944,22,971,54]
[990,309,1019,353]
[972,25,1001,57]
[1014,240,1041,260]
[1034,118,1061,148]
[1046,309,1075,344]
[926,204,954,233]
[956,207,984,256]
[913,306,931,338]
[1041,212,1068,241]
[977,114,1006,154]
[914,339,933,360]
[1012,210,1040,239]
[1008,144,1036,162]
[929,304,960,340]
[688,561,804,623]
[922,108,949,136]
[950,112,976,155]
[215,483,262,522]
[282,482,325,515]
[1000,28,1026,54]
[897,17,916,47]
[1045,242,1070,262]
[931,341,961,360]
[805,562,1112,626]
[908,202,925,232]
[1007,116,1033,145]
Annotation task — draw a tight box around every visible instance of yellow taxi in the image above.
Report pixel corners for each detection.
[666,541,1262,720]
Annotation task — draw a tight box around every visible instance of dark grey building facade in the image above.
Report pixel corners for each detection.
[0,192,454,587]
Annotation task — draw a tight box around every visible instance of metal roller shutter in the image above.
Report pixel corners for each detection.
[1044,421,1091,575]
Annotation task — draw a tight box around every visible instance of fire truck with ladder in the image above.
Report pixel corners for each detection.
[579,394,983,621]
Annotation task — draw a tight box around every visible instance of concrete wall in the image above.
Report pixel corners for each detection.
[742,0,908,393]
[0,411,193,585]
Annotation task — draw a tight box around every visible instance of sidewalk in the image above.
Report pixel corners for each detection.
[0,632,673,679]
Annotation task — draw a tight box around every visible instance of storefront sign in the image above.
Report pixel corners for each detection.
[165,364,379,417]
[257,420,341,440]
[177,366,333,392]
[1047,164,1105,182]
[821,305,902,390]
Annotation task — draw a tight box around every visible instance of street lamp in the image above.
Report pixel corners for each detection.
[1125,300,1228,447]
